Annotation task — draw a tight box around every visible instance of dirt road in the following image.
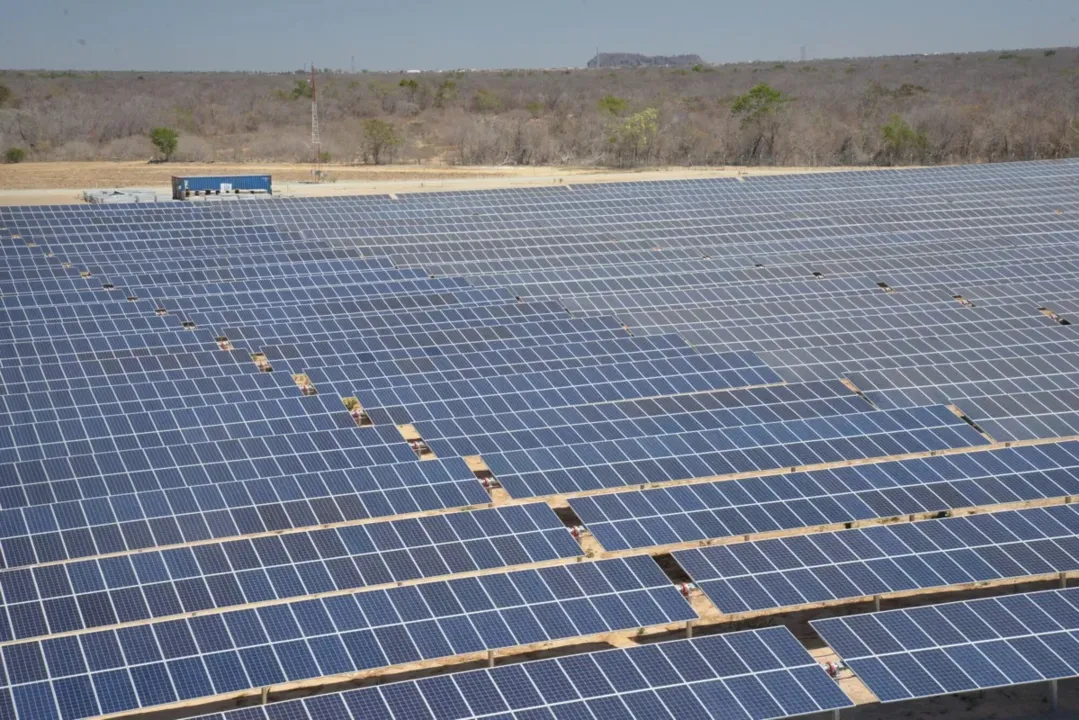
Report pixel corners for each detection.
[0,161,867,205]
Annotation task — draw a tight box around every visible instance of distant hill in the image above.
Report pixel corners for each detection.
[587,52,704,68]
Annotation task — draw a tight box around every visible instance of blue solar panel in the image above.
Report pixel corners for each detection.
[3,158,1079,719]
[0,556,695,717]
[189,626,852,720]
[812,587,1079,703]
[570,442,1079,551]
[676,504,1079,614]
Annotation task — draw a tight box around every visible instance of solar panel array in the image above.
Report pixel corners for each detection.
[192,627,853,720]
[813,588,1079,703]
[676,503,1079,615]
[3,158,1079,718]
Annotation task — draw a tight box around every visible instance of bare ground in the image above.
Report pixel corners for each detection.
[0,161,870,205]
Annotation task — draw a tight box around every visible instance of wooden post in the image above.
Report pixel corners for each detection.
[261,686,269,705]
[873,595,881,612]
[686,620,694,639]
[1061,572,1068,589]
[487,650,495,668]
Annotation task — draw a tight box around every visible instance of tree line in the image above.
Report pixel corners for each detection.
[2,47,1078,167]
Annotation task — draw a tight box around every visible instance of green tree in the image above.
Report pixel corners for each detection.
[730,83,789,163]
[149,127,179,162]
[730,83,788,128]
[608,107,659,167]
[472,89,503,113]
[880,114,929,165]
[4,147,25,164]
[290,79,312,99]
[399,78,419,102]
[434,79,457,108]
[362,119,401,164]
[597,94,628,116]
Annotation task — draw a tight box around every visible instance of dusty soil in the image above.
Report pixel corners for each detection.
[0,161,511,190]
[0,161,870,205]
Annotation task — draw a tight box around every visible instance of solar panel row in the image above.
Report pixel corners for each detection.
[813,587,1079,703]
[192,628,852,720]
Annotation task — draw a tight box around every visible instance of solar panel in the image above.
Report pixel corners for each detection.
[189,627,852,720]
[812,587,1079,703]
[569,442,1079,551]
[676,504,1079,614]
[0,556,695,717]
[0,502,581,637]
[484,404,989,498]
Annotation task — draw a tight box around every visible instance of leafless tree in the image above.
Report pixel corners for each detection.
[1,48,1077,165]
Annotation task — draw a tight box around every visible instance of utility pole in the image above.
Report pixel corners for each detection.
[310,64,322,179]
[800,45,806,62]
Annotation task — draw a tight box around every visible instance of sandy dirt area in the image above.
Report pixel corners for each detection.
[0,161,869,205]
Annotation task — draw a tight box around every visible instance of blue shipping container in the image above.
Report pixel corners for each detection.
[172,175,272,199]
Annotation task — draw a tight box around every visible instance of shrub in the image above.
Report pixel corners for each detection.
[731,83,788,128]
[881,114,929,164]
[149,127,179,161]
[597,94,628,116]
[472,89,503,113]
[608,107,659,167]
[399,78,420,102]
[290,79,312,99]
[1045,49,1057,57]
[362,119,401,164]
[0,84,11,106]
[434,79,457,109]
[4,147,25,164]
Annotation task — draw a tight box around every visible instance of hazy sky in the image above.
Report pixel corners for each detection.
[1,0,1076,71]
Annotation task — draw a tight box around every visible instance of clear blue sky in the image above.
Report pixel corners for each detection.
[1,0,1076,71]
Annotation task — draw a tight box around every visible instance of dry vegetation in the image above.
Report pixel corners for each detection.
[2,47,1079,168]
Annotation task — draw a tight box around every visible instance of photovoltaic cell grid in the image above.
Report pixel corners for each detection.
[676,503,1079,615]
[191,627,853,720]
[812,587,1079,703]
[0,556,696,719]
[0,502,581,640]
[0,453,492,570]
[3,159,1079,719]
[351,350,783,424]
[414,379,876,458]
[569,441,1079,551]
[483,404,990,498]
